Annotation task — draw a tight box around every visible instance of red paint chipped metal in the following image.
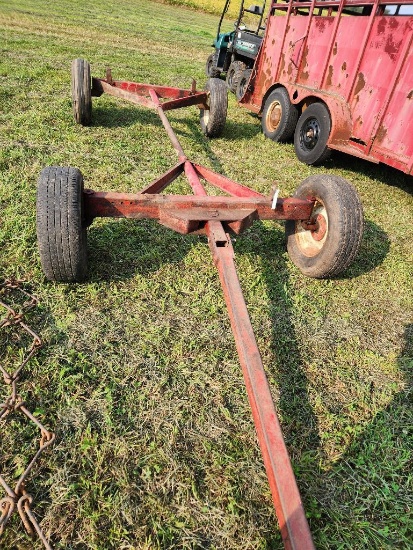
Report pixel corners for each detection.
[240,0,413,173]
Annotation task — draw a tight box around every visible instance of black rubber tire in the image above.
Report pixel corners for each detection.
[37,166,88,282]
[261,87,298,142]
[206,53,221,78]
[71,58,92,126]
[285,175,363,278]
[200,78,228,138]
[294,102,331,165]
[226,60,246,93]
[235,68,252,101]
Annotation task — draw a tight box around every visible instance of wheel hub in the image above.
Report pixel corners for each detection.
[295,203,328,257]
[301,213,327,241]
[300,118,320,150]
[266,101,282,131]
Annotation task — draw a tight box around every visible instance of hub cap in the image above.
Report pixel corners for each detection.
[299,117,320,150]
[266,100,282,132]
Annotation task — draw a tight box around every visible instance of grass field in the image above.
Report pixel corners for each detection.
[1,0,412,548]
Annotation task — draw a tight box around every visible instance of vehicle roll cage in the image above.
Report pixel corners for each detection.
[216,0,267,41]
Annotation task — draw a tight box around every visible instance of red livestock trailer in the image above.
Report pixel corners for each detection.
[238,0,413,173]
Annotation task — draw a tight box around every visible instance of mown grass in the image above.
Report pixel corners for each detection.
[0,0,412,548]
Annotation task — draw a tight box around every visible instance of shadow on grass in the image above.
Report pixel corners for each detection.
[85,210,392,546]
[86,213,389,283]
[234,220,408,546]
[91,100,262,142]
[235,223,317,447]
[339,218,390,278]
[91,103,164,129]
[87,218,201,281]
[327,151,413,195]
[233,217,389,451]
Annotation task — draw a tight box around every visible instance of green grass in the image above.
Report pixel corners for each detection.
[1,0,412,548]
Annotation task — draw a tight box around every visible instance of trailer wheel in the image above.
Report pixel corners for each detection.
[294,102,331,165]
[37,166,88,282]
[285,175,363,278]
[71,58,92,125]
[236,69,252,101]
[206,53,221,78]
[200,78,228,138]
[226,60,246,93]
[261,88,299,142]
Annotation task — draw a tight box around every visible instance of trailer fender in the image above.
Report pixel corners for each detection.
[287,89,352,146]
[259,86,352,146]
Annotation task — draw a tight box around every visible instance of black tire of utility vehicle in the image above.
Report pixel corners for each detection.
[294,102,331,165]
[261,87,299,142]
[37,166,88,282]
[285,174,363,278]
[200,78,228,138]
[71,58,92,125]
[226,60,247,93]
[235,68,252,101]
[206,53,221,78]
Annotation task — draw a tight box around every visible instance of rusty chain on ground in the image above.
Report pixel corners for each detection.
[0,279,54,549]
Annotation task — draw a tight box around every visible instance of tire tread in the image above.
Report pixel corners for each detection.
[37,166,88,282]
[286,175,363,278]
[226,60,247,93]
[200,78,228,138]
[261,87,298,142]
[71,58,92,126]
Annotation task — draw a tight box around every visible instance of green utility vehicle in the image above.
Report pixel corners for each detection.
[206,1,267,95]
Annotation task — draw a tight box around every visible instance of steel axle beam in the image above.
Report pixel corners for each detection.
[84,188,314,232]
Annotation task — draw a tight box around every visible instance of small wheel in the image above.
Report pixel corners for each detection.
[226,60,246,93]
[37,166,88,282]
[235,68,252,101]
[285,175,363,278]
[200,78,228,138]
[206,52,221,78]
[261,88,298,142]
[71,58,92,125]
[294,102,331,165]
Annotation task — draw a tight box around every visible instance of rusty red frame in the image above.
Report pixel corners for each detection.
[85,72,316,549]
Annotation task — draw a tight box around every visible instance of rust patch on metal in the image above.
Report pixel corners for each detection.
[342,61,347,72]
[301,45,309,68]
[333,42,338,56]
[385,35,402,61]
[279,54,285,75]
[407,90,413,100]
[375,124,388,143]
[326,65,334,87]
[378,18,386,35]
[390,17,399,30]
[315,19,326,32]
[354,73,366,96]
